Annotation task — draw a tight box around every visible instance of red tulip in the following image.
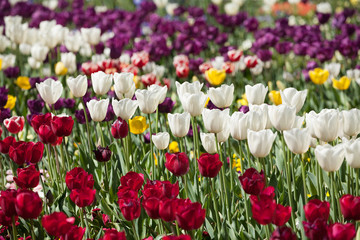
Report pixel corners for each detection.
[111,118,128,139]
[162,235,191,240]
[51,115,74,137]
[0,210,14,226]
[70,188,96,207]
[303,219,328,240]
[65,167,94,190]
[93,146,112,162]
[118,197,141,221]
[327,223,356,240]
[100,229,126,240]
[227,49,243,62]
[165,152,189,176]
[304,199,330,223]
[3,116,25,134]
[38,124,58,144]
[175,199,206,230]
[197,153,223,178]
[159,198,178,222]
[250,194,276,225]
[161,181,179,199]
[260,186,276,199]
[29,142,45,164]
[270,226,297,240]
[244,56,258,68]
[176,65,189,78]
[239,168,266,195]
[141,73,157,87]
[9,141,43,165]
[131,51,149,68]
[62,225,85,240]
[41,212,75,237]
[0,189,17,217]
[339,194,360,220]
[272,204,292,226]
[15,189,42,219]
[120,172,144,191]
[142,197,160,219]
[13,165,40,189]
[51,136,63,146]
[31,113,52,134]
[117,186,138,200]
[0,136,16,154]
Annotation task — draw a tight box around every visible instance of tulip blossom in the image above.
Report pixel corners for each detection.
[306,109,340,142]
[284,128,312,154]
[245,84,268,105]
[269,90,282,105]
[205,68,226,86]
[42,212,75,237]
[309,68,329,85]
[247,110,267,131]
[339,194,360,220]
[168,112,191,138]
[112,98,138,121]
[333,76,351,90]
[342,109,360,137]
[65,167,94,191]
[230,112,249,140]
[3,116,24,134]
[129,116,148,134]
[159,198,178,222]
[247,129,277,158]
[197,153,222,178]
[0,136,16,154]
[165,152,189,176]
[63,225,85,240]
[200,133,217,154]
[135,89,163,114]
[91,71,113,95]
[66,75,88,98]
[239,168,266,195]
[15,189,42,219]
[280,88,308,113]
[345,139,360,168]
[270,226,297,240]
[152,132,170,150]
[50,115,74,137]
[315,144,345,172]
[181,92,207,117]
[9,141,44,165]
[304,199,330,223]
[87,99,109,122]
[0,189,17,217]
[36,78,63,105]
[100,229,126,240]
[114,72,135,96]
[268,105,296,131]
[175,81,203,98]
[13,166,40,189]
[250,194,276,225]
[303,219,328,240]
[120,171,144,191]
[118,197,141,221]
[131,51,149,68]
[202,108,230,134]
[327,223,356,240]
[175,199,206,230]
[111,118,128,139]
[227,49,243,62]
[173,55,189,68]
[208,84,234,108]
[93,146,112,162]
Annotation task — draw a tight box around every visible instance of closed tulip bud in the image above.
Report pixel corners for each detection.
[327,223,355,240]
[70,187,96,207]
[15,189,42,219]
[91,71,112,95]
[208,84,234,108]
[202,108,230,134]
[152,132,170,150]
[239,168,266,195]
[270,226,297,240]
[0,189,17,217]
[93,146,112,162]
[3,116,24,134]
[112,98,138,121]
[247,129,277,158]
[304,199,330,222]
[63,225,85,240]
[284,128,311,154]
[114,72,135,96]
[273,204,292,226]
[176,81,203,98]
[135,89,163,114]
[247,110,267,131]
[197,153,222,178]
[51,115,74,137]
[249,104,272,129]
[159,198,178,222]
[181,92,207,117]
[168,112,191,138]
[245,83,268,105]
[66,75,88,97]
[268,105,296,131]
[118,197,141,221]
[339,194,360,221]
[165,152,189,176]
[36,78,63,105]
[87,99,109,122]
[342,109,360,137]
[13,165,40,189]
[111,118,128,139]
[148,84,167,104]
[175,200,206,230]
[315,144,344,172]
[200,132,217,154]
[280,88,308,113]
[101,229,126,240]
[38,124,58,144]
[345,139,360,168]
[41,212,75,237]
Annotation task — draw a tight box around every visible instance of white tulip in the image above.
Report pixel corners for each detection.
[64,31,83,52]
[230,112,248,140]
[81,27,101,45]
[249,104,272,129]
[280,88,307,113]
[292,116,304,129]
[200,133,217,154]
[0,35,11,53]
[347,69,360,85]
[148,85,167,104]
[247,110,267,131]
[310,109,340,142]
[28,57,41,69]
[217,124,230,143]
[245,83,268,105]
[202,108,230,134]
[91,71,113,95]
[224,2,240,16]
[345,139,360,168]
[112,98,138,120]
[154,0,168,8]
[152,132,170,150]
[325,63,341,83]
[135,89,163,114]
[316,2,332,14]
[250,60,264,75]
[166,3,178,16]
[0,54,16,69]
[19,43,31,55]
[268,105,296,131]
[87,99,109,122]
[114,72,135,95]
[176,81,203,98]
[208,84,234,108]
[315,144,345,172]
[247,129,277,158]
[66,75,88,97]
[61,52,77,74]
[168,112,191,138]
[31,44,49,62]
[284,128,311,154]
[79,43,92,57]
[211,0,222,5]
[342,109,360,137]
[182,92,207,117]
[211,56,225,70]
[36,78,63,105]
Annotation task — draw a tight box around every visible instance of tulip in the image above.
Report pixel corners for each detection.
[162,181,180,199]
[0,189,17,217]
[316,2,332,13]
[152,132,170,150]
[135,89,163,114]
[0,210,14,226]
[168,112,191,138]
[173,55,189,68]
[245,84,268,105]
[249,104,272,129]
[270,226,297,240]
[112,98,138,120]
[342,109,360,137]
[91,71,113,95]
[93,146,112,162]
[230,112,249,140]
[100,229,126,240]
[31,44,49,62]
[15,189,42,219]
[333,76,351,90]
[66,75,88,98]
[87,99,109,122]
[175,81,203,98]
[165,152,189,176]
[283,128,311,154]
[217,124,230,143]
[269,90,282,105]
[176,65,189,78]
[114,72,135,96]
[315,144,345,172]
[304,199,330,222]
[63,226,85,240]
[41,212,75,237]
[202,108,230,134]
[175,200,206,230]
[111,118,128,139]
[38,124,58,144]
[13,165,40,189]
[148,84,167,104]
[205,68,226,86]
[303,219,328,240]
[327,223,356,240]
[339,194,360,220]
[9,141,45,165]
[309,68,329,85]
[36,78,63,105]
[50,115,74,137]
[244,56,258,68]
[131,51,149,68]
[181,92,207,117]
[120,171,144,191]
[118,197,141,221]
[306,109,340,142]
[280,88,307,113]
[200,132,217,154]
[239,168,266,195]
[162,235,191,240]
[197,153,222,178]
[117,186,138,200]
[65,167,94,191]
[247,129,277,158]
[273,204,292,226]
[80,27,101,45]
[250,194,276,225]
[61,52,76,74]
[159,198,178,222]
[0,136,16,154]
[70,187,96,207]
[345,139,360,168]
[247,110,267,131]
[142,197,161,219]
[208,84,234,108]
[3,116,24,134]
[268,105,296,131]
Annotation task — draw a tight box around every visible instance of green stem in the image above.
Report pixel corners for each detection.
[82,98,92,151]
[83,208,91,238]
[12,216,17,240]
[301,154,308,204]
[132,221,140,240]
[182,176,189,199]
[155,107,159,134]
[98,122,105,146]
[191,117,200,200]
[148,114,155,179]
[356,168,359,196]
[211,179,221,236]
[104,162,109,192]
[330,172,337,222]
[30,219,36,240]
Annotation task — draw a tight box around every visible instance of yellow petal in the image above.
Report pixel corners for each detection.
[269,90,282,105]
[309,68,329,85]
[332,76,351,90]
[15,76,31,90]
[205,68,226,86]
[4,95,16,110]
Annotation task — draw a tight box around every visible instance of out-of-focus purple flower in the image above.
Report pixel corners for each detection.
[60,45,68,53]
[27,99,44,114]
[239,105,249,114]
[187,124,200,138]
[189,58,204,74]
[53,98,65,110]
[58,0,68,9]
[207,100,223,110]
[316,13,331,24]
[29,77,44,89]
[64,99,75,109]
[75,109,91,124]
[257,49,272,62]
[343,8,356,18]
[158,97,175,114]
[275,42,292,54]
[139,0,156,12]
[306,61,319,70]
[0,108,11,123]
[144,132,155,144]
[174,6,186,16]
[188,7,204,18]
[339,37,358,58]
[293,43,308,56]
[207,4,218,16]
[215,33,228,45]
[95,42,105,54]
[104,104,115,122]
[332,12,347,29]
[244,17,259,32]
[4,67,20,79]
[0,87,8,109]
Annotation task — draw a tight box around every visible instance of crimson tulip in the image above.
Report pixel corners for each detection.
[327,223,356,240]
[15,189,42,219]
[339,194,360,220]
[142,197,161,219]
[9,141,44,165]
[50,115,74,137]
[41,212,75,237]
[239,168,266,195]
[38,124,58,144]
[250,194,276,225]
[31,113,52,134]
[93,146,112,162]
[118,197,141,221]
[100,229,126,240]
[13,165,40,189]
[272,204,292,226]
[111,118,128,139]
[165,152,189,176]
[120,171,144,191]
[117,186,138,200]
[70,187,96,207]
[63,225,85,240]
[65,167,94,190]
[175,200,206,230]
[270,226,297,240]
[0,189,17,217]
[163,235,191,240]
[0,210,13,226]
[0,136,16,154]
[303,219,328,240]
[162,181,179,199]
[159,198,178,222]
[304,199,330,223]
[3,116,25,134]
[197,153,223,178]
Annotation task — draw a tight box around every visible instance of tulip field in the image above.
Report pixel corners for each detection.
[2,0,360,239]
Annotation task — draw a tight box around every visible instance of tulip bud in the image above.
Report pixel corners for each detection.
[168,112,191,138]
[135,89,163,114]
[152,132,170,150]
[118,197,141,221]
[93,146,112,162]
[87,99,110,122]
[91,71,113,95]
[65,167,94,191]
[36,78,63,105]
[250,194,276,225]
[304,199,330,222]
[239,168,266,195]
[51,115,74,137]
[120,171,144,191]
[270,226,297,240]
[280,88,308,113]
[342,109,360,137]
[208,84,234,108]
[315,144,344,172]
[66,75,88,98]
[42,212,76,237]
[327,223,355,240]
[101,229,126,240]
[339,194,360,221]
[13,165,40,189]
[3,116,25,134]
[112,98,138,121]
[197,153,222,178]
[247,129,277,158]
[268,105,296,131]
[245,83,268,105]
[175,200,206,230]
[200,133,217,154]
[0,189,17,217]
[70,188,96,207]
[202,108,230,134]
[284,128,311,154]
[111,118,128,139]
[165,152,189,176]
[114,72,135,96]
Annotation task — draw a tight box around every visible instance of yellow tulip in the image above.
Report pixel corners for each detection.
[269,90,282,105]
[4,95,16,110]
[133,75,141,89]
[0,59,2,71]
[129,116,148,134]
[309,68,329,85]
[333,76,351,90]
[55,62,68,76]
[237,93,248,106]
[169,141,179,153]
[205,68,226,86]
[15,76,31,90]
